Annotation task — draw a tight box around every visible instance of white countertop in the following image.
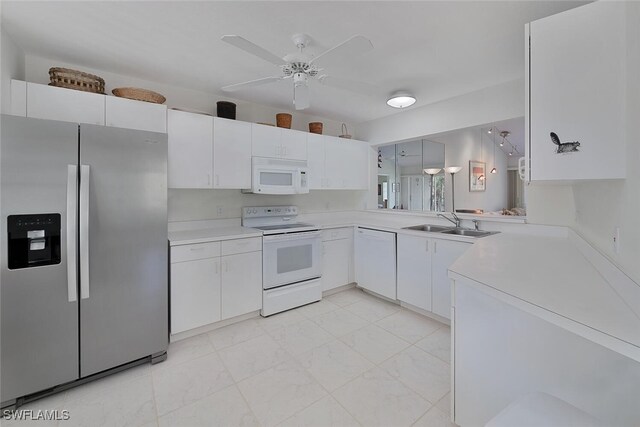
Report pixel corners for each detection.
[169,226,262,246]
[449,232,640,362]
[167,210,565,247]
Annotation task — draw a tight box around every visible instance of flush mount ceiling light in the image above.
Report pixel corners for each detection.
[387,92,416,109]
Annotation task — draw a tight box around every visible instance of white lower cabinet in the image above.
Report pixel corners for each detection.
[221,251,262,319]
[397,234,433,311]
[397,234,471,319]
[354,227,396,300]
[170,237,262,335]
[431,239,470,319]
[170,258,221,334]
[321,227,353,292]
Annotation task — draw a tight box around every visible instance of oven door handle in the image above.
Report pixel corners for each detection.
[263,230,322,242]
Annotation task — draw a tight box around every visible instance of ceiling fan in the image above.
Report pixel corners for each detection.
[220,33,375,110]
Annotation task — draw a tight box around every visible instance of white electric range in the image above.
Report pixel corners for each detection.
[242,206,322,316]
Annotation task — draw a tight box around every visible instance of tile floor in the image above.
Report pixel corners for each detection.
[5,288,455,427]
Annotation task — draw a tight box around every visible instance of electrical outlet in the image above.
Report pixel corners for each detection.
[216,206,224,217]
[613,226,620,254]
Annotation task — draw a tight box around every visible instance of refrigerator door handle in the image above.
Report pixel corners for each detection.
[80,164,90,300]
[66,165,78,302]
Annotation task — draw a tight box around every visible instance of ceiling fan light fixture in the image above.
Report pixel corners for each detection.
[387,92,416,109]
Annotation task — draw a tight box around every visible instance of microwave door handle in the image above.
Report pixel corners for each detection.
[295,168,302,194]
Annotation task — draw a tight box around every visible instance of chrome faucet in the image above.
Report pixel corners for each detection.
[472,219,480,231]
[438,212,461,228]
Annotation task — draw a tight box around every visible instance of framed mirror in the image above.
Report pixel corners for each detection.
[377,139,445,211]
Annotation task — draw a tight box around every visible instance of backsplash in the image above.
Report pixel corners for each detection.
[168,189,369,222]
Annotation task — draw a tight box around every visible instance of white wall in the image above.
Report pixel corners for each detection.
[1,28,25,113]
[431,127,509,212]
[356,79,524,145]
[168,189,368,222]
[570,1,640,283]
[23,54,354,138]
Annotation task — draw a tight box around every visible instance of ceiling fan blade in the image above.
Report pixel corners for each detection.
[294,83,310,110]
[221,35,286,66]
[310,35,373,66]
[221,76,283,92]
[318,75,381,97]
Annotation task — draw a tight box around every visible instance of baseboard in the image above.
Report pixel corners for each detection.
[170,310,260,343]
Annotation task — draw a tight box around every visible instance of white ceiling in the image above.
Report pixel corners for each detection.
[1,1,585,124]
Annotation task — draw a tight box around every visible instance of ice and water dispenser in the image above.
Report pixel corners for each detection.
[7,214,61,269]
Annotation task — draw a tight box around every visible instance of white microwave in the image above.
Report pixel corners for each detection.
[247,157,309,195]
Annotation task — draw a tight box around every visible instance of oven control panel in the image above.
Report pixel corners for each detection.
[242,206,298,218]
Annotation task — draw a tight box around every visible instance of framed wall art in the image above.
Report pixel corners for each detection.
[469,160,486,192]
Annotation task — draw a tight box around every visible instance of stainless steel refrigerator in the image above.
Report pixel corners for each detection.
[1,115,168,405]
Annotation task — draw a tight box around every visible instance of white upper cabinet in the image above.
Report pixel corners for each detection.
[251,123,307,160]
[168,109,213,189]
[306,133,326,189]
[26,82,105,126]
[526,1,626,182]
[324,137,370,190]
[213,117,252,189]
[10,80,27,116]
[105,96,167,133]
[344,139,370,189]
[280,129,308,160]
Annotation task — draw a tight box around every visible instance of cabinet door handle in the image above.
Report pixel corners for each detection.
[224,261,229,272]
[207,174,211,186]
[426,241,429,252]
[215,261,219,274]
[215,174,220,187]
[434,241,437,254]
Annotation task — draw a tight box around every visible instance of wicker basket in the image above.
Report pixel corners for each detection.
[276,113,292,129]
[338,123,352,139]
[309,122,323,134]
[49,67,105,94]
[112,87,166,104]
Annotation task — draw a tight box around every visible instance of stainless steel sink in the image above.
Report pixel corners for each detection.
[440,228,495,237]
[403,224,454,233]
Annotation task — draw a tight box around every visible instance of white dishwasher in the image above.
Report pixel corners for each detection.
[354,227,397,300]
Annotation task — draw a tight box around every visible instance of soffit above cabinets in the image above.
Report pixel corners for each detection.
[2,1,586,124]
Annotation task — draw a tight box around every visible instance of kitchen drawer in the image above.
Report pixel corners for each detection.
[322,227,353,241]
[171,241,221,263]
[221,237,262,256]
